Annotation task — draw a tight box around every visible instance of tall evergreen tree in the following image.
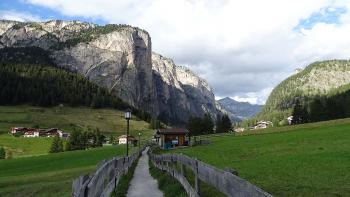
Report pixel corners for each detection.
[202,113,214,134]
[66,129,82,151]
[216,114,232,133]
[186,116,202,136]
[49,136,64,153]
[0,146,6,159]
[292,99,309,124]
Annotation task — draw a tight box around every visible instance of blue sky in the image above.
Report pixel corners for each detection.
[0,0,108,24]
[295,6,347,31]
[1,0,350,104]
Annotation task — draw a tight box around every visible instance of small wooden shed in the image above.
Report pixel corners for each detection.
[155,128,189,149]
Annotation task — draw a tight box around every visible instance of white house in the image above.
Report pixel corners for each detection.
[287,116,293,125]
[234,127,245,133]
[254,121,273,130]
[118,135,137,145]
[23,131,40,137]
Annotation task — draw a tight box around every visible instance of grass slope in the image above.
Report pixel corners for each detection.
[0,146,125,197]
[0,105,152,158]
[0,134,52,158]
[171,118,350,196]
[0,105,150,134]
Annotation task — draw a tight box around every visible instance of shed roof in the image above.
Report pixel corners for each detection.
[157,128,189,135]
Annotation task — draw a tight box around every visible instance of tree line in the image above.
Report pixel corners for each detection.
[186,113,232,136]
[50,128,106,153]
[292,89,350,124]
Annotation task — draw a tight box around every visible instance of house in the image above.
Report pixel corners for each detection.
[154,128,189,149]
[11,127,69,138]
[287,116,293,125]
[23,130,40,137]
[234,127,245,133]
[11,127,29,135]
[57,130,69,138]
[253,121,273,130]
[118,135,137,145]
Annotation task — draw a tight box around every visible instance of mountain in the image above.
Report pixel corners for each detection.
[0,46,150,118]
[217,97,262,121]
[0,20,218,125]
[259,60,350,121]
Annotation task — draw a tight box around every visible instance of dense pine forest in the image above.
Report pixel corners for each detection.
[0,47,152,122]
[292,86,350,124]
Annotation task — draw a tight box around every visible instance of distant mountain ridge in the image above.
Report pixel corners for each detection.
[217,97,263,121]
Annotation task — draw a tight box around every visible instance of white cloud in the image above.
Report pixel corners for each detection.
[0,10,42,22]
[24,0,350,104]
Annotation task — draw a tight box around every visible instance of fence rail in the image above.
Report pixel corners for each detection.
[149,149,273,197]
[72,147,145,197]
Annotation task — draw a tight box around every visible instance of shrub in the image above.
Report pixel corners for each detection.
[0,147,6,159]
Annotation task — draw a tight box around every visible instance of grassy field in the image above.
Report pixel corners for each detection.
[0,146,126,197]
[0,105,151,135]
[0,134,52,158]
[0,105,153,158]
[170,118,350,196]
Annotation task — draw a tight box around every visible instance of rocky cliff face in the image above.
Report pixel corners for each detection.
[152,52,218,124]
[0,20,218,125]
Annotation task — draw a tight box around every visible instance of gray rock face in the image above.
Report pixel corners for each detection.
[0,19,219,125]
[152,52,218,124]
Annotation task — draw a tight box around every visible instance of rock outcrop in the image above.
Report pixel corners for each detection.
[0,20,219,125]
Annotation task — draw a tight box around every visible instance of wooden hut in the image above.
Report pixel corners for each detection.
[155,128,189,149]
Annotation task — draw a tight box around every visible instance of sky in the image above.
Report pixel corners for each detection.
[1,0,350,105]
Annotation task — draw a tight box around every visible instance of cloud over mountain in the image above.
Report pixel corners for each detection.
[4,0,350,104]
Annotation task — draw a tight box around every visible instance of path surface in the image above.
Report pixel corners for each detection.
[126,147,163,197]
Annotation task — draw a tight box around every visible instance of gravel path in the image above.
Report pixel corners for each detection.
[126,147,163,197]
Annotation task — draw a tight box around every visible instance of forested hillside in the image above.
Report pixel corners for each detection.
[258,60,350,124]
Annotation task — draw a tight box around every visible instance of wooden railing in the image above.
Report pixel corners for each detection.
[72,146,146,197]
[149,149,273,197]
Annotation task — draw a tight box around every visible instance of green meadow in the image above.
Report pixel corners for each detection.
[0,105,150,135]
[0,105,153,158]
[0,146,126,197]
[171,118,350,196]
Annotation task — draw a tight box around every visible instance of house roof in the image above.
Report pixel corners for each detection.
[157,128,189,135]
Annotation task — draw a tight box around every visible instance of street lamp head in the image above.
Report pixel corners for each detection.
[138,132,142,136]
[125,108,131,120]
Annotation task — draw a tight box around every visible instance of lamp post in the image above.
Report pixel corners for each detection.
[125,109,131,156]
[138,132,142,153]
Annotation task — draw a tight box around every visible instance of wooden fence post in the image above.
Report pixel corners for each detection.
[171,155,175,179]
[194,159,201,195]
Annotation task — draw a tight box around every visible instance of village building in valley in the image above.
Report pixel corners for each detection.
[11,127,69,138]
[118,135,138,146]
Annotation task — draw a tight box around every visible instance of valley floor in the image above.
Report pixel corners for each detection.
[170,118,350,196]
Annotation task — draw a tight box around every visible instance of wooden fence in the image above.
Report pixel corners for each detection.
[72,147,145,197]
[149,149,273,197]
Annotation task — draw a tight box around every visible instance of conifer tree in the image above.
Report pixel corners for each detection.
[0,146,6,159]
[50,136,64,153]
